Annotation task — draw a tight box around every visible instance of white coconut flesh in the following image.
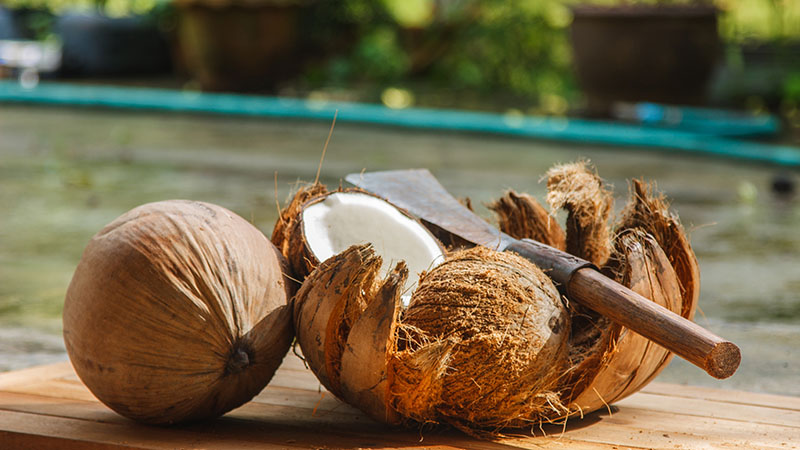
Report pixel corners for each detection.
[302,192,445,304]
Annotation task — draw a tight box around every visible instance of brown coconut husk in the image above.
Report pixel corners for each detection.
[617,179,700,318]
[271,182,329,280]
[291,243,407,425]
[291,243,379,395]
[293,244,572,435]
[552,180,699,416]
[559,229,683,416]
[488,190,567,251]
[491,163,698,422]
[545,161,613,267]
[391,247,570,433]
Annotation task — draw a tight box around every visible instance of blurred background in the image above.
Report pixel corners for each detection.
[0,0,798,397]
[1,0,798,123]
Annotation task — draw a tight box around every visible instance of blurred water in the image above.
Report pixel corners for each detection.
[1,105,798,396]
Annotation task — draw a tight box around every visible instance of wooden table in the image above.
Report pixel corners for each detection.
[1,354,797,449]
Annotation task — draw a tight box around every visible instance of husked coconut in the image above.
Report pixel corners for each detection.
[63,200,294,424]
[392,247,570,433]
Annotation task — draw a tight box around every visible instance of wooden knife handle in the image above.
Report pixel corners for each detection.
[506,238,741,379]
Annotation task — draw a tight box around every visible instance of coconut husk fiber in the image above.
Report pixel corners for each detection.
[490,161,698,422]
[391,247,570,434]
[271,181,329,281]
[546,161,613,267]
[488,190,566,251]
[291,243,406,424]
[617,179,700,318]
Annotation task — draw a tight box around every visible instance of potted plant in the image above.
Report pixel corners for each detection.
[569,1,722,115]
[172,0,314,91]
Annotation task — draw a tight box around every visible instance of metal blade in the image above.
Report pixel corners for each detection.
[345,169,508,250]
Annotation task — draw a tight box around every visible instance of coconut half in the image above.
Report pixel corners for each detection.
[276,188,446,303]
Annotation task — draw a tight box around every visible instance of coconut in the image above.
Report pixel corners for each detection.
[273,185,445,299]
[490,162,698,421]
[292,244,570,433]
[63,200,294,424]
[392,247,570,433]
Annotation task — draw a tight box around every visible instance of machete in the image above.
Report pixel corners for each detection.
[346,168,740,379]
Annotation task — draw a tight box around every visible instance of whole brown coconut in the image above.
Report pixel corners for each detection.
[392,247,570,433]
[63,200,294,424]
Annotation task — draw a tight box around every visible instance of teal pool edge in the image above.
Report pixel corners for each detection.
[1,81,798,168]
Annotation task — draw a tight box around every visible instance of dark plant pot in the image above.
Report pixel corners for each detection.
[174,1,306,91]
[570,5,721,115]
[56,12,171,77]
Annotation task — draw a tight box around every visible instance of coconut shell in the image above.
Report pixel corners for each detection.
[488,190,567,251]
[546,161,613,267]
[275,187,444,285]
[391,247,570,432]
[63,200,294,424]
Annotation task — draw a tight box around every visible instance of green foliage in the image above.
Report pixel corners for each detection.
[786,72,800,102]
[718,0,800,43]
[304,0,578,108]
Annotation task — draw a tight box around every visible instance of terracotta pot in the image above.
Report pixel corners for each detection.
[570,5,721,114]
[174,0,309,91]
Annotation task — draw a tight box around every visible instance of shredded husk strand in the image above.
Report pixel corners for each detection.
[545,161,613,267]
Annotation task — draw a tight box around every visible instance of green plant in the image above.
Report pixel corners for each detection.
[302,0,578,112]
[4,0,167,17]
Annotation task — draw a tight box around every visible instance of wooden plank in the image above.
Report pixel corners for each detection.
[0,362,72,389]
[0,409,303,450]
[515,406,799,450]
[618,391,800,428]
[2,358,799,449]
[643,382,800,411]
[3,377,99,403]
[0,393,616,450]
[3,385,797,450]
